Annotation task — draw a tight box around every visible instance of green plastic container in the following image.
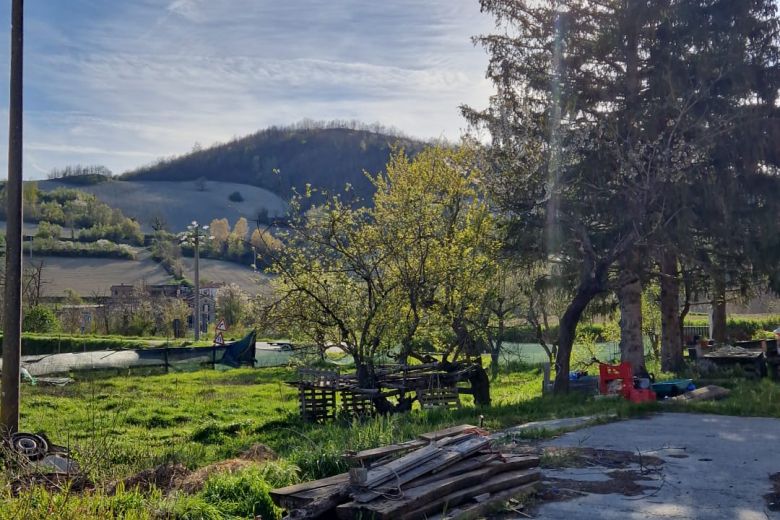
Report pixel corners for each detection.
[651,378,693,398]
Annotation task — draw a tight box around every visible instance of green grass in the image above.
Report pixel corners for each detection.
[7,363,780,519]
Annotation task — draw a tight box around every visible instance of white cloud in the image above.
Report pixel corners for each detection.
[166,0,205,22]
[0,0,495,179]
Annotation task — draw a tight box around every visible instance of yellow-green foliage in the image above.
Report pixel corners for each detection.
[266,144,500,363]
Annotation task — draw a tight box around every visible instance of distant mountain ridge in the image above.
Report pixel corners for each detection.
[121,122,429,202]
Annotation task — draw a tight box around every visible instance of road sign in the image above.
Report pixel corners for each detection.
[216,319,227,331]
[214,332,225,345]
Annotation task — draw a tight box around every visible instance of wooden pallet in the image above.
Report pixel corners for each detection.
[341,389,375,418]
[418,385,461,409]
[298,368,339,422]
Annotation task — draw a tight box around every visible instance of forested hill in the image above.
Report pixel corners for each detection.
[121,123,429,202]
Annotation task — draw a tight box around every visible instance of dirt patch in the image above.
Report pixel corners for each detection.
[177,459,255,493]
[541,447,664,470]
[765,472,780,512]
[108,443,277,496]
[176,443,277,494]
[534,447,665,510]
[240,443,277,462]
[540,468,661,504]
[108,463,190,495]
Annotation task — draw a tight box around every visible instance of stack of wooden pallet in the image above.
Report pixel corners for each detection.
[270,424,541,519]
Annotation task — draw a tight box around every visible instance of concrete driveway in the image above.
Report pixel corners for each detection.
[534,413,780,520]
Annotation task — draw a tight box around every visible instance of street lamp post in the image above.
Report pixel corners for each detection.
[182,221,211,341]
[194,228,200,341]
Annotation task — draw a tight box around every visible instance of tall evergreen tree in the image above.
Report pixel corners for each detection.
[466,0,706,390]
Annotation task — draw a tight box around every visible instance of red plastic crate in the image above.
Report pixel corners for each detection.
[598,362,656,402]
[598,362,632,397]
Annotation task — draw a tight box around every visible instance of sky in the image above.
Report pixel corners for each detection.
[0,1,495,179]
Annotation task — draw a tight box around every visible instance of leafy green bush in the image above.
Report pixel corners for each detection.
[78,221,144,245]
[35,220,63,239]
[199,466,280,520]
[255,460,301,488]
[22,305,61,333]
[228,191,244,202]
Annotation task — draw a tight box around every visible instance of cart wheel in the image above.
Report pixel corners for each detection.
[11,433,49,461]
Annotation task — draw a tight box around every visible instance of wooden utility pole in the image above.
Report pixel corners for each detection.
[2,0,24,434]
[194,228,200,341]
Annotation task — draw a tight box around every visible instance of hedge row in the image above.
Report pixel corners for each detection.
[683,315,780,341]
[32,239,136,260]
[503,315,780,344]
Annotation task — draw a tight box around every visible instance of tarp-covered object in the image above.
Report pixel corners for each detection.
[220,330,257,367]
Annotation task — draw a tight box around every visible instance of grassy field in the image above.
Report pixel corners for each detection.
[34,250,270,298]
[180,257,272,297]
[36,179,288,233]
[6,363,780,519]
[37,251,172,298]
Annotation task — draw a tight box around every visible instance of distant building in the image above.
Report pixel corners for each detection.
[185,293,216,332]
[147,284,185,299]
[199,282,224,299]
[110,284,135,300]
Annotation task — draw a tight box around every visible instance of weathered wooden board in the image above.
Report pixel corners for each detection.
[670,384,731,402]
[338,467,541,519]
[418,424,480,441]
[425,482,539,520]
[269,472,349,511]
[352,436,490,502]
[344,425,481,465]
[352,444,442,488]
[345,439,428,464]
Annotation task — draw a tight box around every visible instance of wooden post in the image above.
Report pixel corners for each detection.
[1,0,24,435]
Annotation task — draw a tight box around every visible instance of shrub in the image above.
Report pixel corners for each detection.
[35,220,63,239]
[684,315,780,341]
[228,191,244,202]
[22,305,61,333]
[157,493,223,520]
[199,466,280,519]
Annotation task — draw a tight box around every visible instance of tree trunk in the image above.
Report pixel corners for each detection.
[679,267,692,343]
[469,363,492,406]
[618,259,645,374]
[711,273,727,345]
[553,285,598,393]
[660,252,683,372]
[489,314,504,380]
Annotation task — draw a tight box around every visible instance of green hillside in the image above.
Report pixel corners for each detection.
[121,123,428,202]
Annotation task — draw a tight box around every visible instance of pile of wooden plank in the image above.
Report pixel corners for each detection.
[270,424,541,519]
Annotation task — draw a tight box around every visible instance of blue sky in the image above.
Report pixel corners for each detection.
[0,1,494,179]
